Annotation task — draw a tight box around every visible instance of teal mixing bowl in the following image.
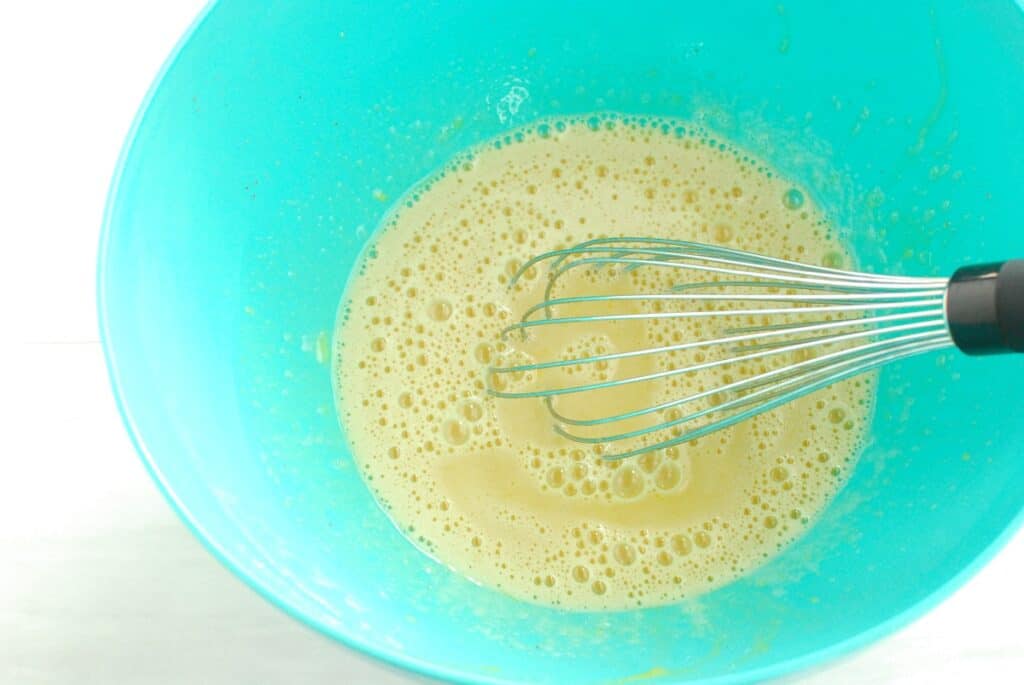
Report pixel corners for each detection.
[98,2,1024,683]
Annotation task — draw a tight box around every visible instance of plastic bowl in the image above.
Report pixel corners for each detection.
[99,2,1024,683]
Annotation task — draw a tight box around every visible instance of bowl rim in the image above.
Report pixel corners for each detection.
[96,2,1024,683]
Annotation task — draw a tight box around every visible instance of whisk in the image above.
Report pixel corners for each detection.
[486,237,1024,460]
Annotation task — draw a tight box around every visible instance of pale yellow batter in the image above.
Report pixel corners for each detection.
[333,115,873,610]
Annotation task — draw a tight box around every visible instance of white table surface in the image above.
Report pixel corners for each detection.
[3,3,1022,683]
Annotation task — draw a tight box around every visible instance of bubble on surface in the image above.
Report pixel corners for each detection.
[612,465,645,499]
[782,188,805,210]
[613,543,637,566]
[429,299,453,321]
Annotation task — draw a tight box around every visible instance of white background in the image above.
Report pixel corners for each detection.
[2,2,1022,683]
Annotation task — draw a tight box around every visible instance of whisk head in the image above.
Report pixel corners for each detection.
[486,237,954,460]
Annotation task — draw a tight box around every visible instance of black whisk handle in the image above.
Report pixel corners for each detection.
[947,259,1024,355]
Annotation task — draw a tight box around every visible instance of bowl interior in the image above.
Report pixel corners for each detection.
[100,2,1024,683]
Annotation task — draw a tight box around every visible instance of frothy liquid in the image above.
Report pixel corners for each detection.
[333,115,873,610]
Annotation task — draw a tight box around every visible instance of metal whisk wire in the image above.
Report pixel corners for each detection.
[487,238,955,460]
